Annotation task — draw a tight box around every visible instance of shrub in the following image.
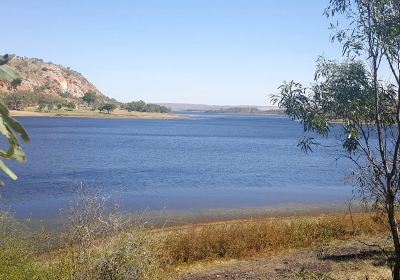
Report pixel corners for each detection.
[10,78,22,89]
[0,212,51,279]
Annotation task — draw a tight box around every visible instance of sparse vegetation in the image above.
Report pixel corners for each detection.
[0,54,107,103]
[1,91,36,110]
[38,94,65,112]
[0,189,169,280]
[0,206,396,279]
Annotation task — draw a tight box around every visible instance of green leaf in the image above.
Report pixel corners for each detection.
[0,101,30,184]
[0,159,17,181]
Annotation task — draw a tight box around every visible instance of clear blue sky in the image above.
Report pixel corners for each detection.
[2,0,343,105]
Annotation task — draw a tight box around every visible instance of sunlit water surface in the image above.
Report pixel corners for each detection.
[0,113,354,219]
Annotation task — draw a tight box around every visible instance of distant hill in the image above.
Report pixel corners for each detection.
[0,54,105,99]
[157,103,284,115]
[205,106,284,115]
[156,103,228,111]
[0,55,283,116]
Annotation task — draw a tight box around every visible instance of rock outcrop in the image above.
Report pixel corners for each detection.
[0,55,104,98]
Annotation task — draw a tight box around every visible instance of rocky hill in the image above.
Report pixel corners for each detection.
[0,54,104,98]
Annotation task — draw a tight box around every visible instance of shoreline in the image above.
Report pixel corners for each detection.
[2,200,387,279]
[23,201,362,230]
[131,201,363,228]
[9,109,186,120]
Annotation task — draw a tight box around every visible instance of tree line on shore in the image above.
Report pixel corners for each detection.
[0,90,170,114]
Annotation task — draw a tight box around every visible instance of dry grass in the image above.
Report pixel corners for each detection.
[0,188,170,280]
[153,212,388,266]
[327,260,392,280]
[0,200,395,279]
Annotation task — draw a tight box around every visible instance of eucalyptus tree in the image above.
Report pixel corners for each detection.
[0,55,30,185]
[273,0,400,278]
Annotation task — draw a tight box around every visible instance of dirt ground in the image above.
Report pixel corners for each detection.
[178,235,393,280]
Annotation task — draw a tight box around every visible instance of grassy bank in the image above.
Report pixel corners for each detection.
[0,208,393,279]
[9,108,185,119]
[153,212,388,266]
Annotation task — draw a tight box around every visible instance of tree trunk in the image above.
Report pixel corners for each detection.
[395,261,400,280]
[388,198,400,280]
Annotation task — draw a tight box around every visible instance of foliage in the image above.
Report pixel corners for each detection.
[0,212,50,279]
[0,91,80,112]
[1,91,37,110]
[155,212,385,266]
[82,91,97,105]
[123,100,170,113]
[38,94,65,112]
[10,78,22,89]
[271,57,384,153]
[0,54,10,65]
[0,54,30,184]
[59,91,72,98]
[99,103,117,114]
[273,0,400,278]
[0,102,30,185]
[0,189,170,280]
[0,64,20,82]
[64,101,77,110]
[0,207,388,279]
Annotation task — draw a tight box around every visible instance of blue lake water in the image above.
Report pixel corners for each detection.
[0,113,354,219]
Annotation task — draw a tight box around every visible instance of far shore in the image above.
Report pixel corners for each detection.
[9,108,186,120]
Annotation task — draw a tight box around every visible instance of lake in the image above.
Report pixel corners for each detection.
[0,113,354,219]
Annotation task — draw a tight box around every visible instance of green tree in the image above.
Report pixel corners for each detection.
[10,78,22,90]
[134,100,146,112]
[0,54,10,65]
[82,91,97,105]
[99,103,117,114]
[125,100,170,113]
[273,1,400,278]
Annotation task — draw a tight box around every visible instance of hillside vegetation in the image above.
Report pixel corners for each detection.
[0,55,103,98]
[0,54,172,116]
